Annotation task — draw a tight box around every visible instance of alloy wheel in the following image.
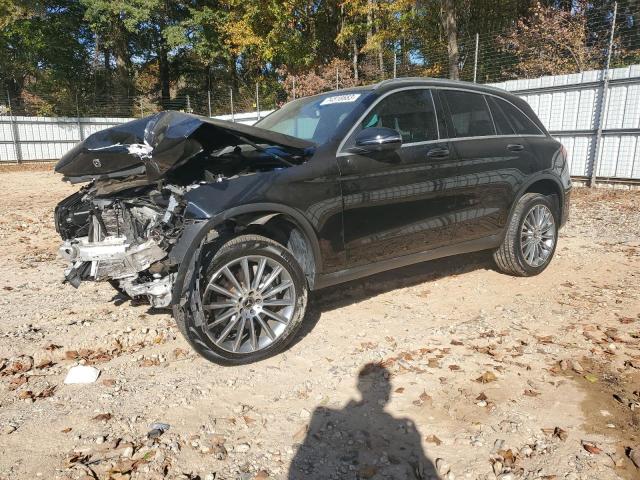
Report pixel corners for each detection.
[520,204,556,268]
[201,255,296,353]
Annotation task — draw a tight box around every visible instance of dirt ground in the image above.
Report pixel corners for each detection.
[0,169,639,480]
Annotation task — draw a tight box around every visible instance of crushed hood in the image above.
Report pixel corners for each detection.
[55,110,315,182]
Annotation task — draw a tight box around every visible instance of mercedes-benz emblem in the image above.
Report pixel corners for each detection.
[92,158,101,168]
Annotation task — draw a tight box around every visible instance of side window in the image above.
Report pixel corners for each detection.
[441,90,496,138]
[495,97,542,135]
[359,89,438,144]
[487,96,515,135]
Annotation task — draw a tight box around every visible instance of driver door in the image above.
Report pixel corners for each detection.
[337,88,460,267]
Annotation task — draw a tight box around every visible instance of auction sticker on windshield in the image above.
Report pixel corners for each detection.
[320,94,361,106]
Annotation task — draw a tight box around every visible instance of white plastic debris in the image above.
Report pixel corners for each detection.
[127,142,153,159]
[63,365,100,384]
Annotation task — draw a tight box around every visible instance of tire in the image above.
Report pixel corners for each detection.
[493,193,559,276]
[174,234,308,365]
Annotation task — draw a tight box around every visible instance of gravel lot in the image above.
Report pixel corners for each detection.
[0,168,639,480]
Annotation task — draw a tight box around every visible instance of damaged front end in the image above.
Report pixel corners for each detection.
[55,185,185,307]
[53,110,314,307]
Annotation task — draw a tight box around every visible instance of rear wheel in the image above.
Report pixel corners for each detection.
[493,193,558,276]
[175,234,308,365]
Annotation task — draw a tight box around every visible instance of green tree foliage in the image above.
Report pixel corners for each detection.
[0,0,636,115]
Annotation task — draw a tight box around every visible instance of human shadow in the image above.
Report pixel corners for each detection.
[288,363,437,480]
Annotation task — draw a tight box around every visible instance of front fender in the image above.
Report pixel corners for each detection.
[169,201,323,305]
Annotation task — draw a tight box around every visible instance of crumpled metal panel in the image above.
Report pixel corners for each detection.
[54,110,314,182]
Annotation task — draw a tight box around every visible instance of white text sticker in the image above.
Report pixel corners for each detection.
[319,93,361,106]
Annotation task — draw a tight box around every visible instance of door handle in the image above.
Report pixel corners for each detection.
[507,143,525,152]
[427,148,450,159]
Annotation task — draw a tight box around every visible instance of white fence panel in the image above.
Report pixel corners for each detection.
[1,66,639,183]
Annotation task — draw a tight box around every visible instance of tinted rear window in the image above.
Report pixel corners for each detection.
[441,90,495,138]
[487,96,515,135]
[494,97,542,135]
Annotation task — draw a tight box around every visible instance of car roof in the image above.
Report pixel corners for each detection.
[305,77,513,102]
[375,77,511,96]
[321,77,514,100]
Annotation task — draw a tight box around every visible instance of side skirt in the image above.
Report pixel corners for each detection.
[312,235,502,290]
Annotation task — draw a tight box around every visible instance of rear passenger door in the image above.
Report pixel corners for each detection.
[338,88,460,267]
[439,89,539,242]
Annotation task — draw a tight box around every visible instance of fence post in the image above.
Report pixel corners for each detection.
[393,49,397,78]
[207,90,212,117]
[186,95,192,114]
[336,67,339,90]
[230,87,235,122]
[590,1,617,187]
[6,91,22,164]
[255,82,260,120]
[292,77,296,100]
[473,33,479,83]
[76,93,85,141]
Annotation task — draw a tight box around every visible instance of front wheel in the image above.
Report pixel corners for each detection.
[493,193,559,276]
[175,234,308,365]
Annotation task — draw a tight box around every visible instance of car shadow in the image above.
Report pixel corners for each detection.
[292,249,494,347]
[288,362,437,479]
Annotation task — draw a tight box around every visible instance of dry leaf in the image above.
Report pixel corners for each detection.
[394,387,405,393]
[92,413,112,422]
[413,391,432,406]
[524,389,540,397]
[8,375,27,391]
[35,359,55,369]
[243,415,256,425]
[425,434,442,446]
[37,386,56,398]
[476,371,497,384]
[582,441,601,454]
[358,466,377,479]
[2,356,34,375]
[553,427,568,441]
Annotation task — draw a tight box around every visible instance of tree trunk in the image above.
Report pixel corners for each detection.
[352,39,359,82]
[366,0,373,45]
[158,41,170,107]
[442,0,459,80]
[113,26,132,98]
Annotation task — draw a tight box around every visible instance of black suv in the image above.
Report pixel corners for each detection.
[54,78,571,365]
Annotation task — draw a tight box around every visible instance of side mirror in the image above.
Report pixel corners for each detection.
[352,127,402,152]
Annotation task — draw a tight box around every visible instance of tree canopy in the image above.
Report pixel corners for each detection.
[0,0,637,116]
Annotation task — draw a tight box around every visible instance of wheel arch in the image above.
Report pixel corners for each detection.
[514,174,564,217]
[171,203,322,302]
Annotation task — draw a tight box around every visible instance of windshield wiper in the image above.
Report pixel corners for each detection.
[235,135,296,167]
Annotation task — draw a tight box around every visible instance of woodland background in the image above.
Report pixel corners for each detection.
[1,0,639,117]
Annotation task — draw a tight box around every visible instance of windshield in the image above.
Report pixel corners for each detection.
[255,91,370,144]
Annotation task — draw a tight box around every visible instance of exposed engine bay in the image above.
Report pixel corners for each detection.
[54,111,314,307]
[55,185,185,307]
